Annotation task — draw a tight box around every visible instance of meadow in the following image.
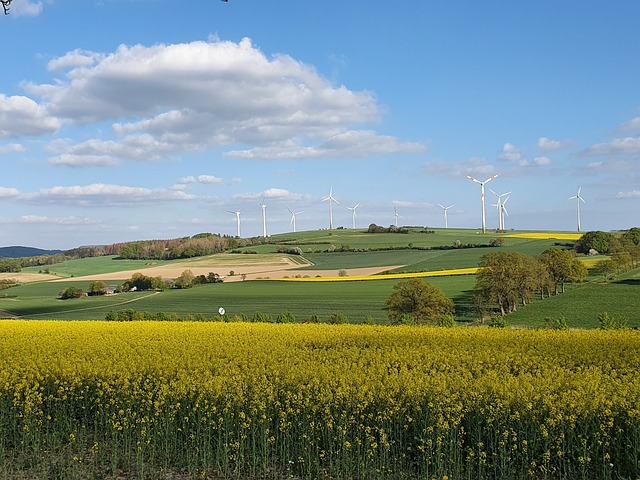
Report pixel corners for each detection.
[1,229,639,479]
[0,273,478,323]
[1,321,638,479]
[0,228,634,327]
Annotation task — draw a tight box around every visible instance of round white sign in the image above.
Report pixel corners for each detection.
[218,307,225,315]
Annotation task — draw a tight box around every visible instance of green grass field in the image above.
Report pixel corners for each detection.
[504,273,640,329]
[2,274,478,323]
[2,228,637,328]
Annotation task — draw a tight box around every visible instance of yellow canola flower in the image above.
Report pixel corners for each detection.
[1,321,639,479]
[502,232,583,240]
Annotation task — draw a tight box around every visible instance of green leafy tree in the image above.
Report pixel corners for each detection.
[123,273,153,291]
[570,259,588,285]
[276,311,296,323]
[621,227,640,246]
[252,312,273,323]
[89,280,108,295]
[594,259,616,281]
[386,279,454,325]
[619,232,640,267]
[328,312,349,324]
[174,269,195,289]
[59,286,84,299]
[575,231,617,254]
[475,251,546,315]
[611,251,632,272]
[539,248,580,294]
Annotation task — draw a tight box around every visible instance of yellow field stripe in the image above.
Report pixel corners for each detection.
[267,267,479,282]
[503,232,582,240]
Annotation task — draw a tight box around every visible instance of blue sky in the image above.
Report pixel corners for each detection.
[1,0,639,249]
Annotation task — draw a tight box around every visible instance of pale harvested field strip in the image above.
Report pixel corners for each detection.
[268,267,478,282]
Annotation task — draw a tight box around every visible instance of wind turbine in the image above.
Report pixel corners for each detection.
[259,199,267,237]
[228,210,241,237]
[287,208,304,233]
[437,204,454,229]
[346,204,360,229]
[322,187,340,229]
[489,189,511,231]
[467,174,499,233]
[569,187,586,232]
[393,204,404,227]
[500,195,510,230]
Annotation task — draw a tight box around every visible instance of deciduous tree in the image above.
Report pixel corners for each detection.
[475,251,545,315]
[174,269,195,289]
[386,279,454,325]
[539,248,583,294]
[575,231,617,255]
[89,281,108,295]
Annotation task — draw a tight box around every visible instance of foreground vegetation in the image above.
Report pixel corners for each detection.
[1,321,638,479]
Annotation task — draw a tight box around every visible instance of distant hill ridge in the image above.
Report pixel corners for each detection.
[0,246,64,258]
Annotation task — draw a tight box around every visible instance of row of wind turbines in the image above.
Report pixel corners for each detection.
[226,177,587,238]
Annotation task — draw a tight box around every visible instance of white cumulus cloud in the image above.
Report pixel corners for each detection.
[24,38,422,162]
[0,94,60,138]
[198,175,223,184]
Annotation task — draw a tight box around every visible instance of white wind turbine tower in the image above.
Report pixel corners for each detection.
[346,204,360,229]
[393,204,405,227]
[322,187,340,229]
[500,195,510,230]
[259,199,267,237]
[287,208,304,233]
[228,210,241,237]
[467,174,499,233]
[569,187,586,232]
[489,189,511,231]
[437,204,454,229]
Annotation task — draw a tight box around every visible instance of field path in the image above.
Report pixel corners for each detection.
[9,291,162,319]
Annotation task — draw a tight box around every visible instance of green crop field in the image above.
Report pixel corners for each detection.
[2,228,637,328]
[504,276,640,329]
[2,274,478,323]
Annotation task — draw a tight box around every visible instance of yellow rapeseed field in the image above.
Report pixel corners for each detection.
[503,232,583,241]
[1,320,638,479]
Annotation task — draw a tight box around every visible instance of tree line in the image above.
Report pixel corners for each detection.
[474,230,640,318]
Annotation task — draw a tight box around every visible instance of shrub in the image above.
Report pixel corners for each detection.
[252,312,274,323]
[598,311,629,330]
[337,269,348,277]
[276,311,296,323]
[435,313,457,327]
[59,286,84,299]
[395,313,415,326]
[544,316,569,330]
[115,309,135,321]
[361,315,375,325]
[328,312,348,324]
[488,316,508,328]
